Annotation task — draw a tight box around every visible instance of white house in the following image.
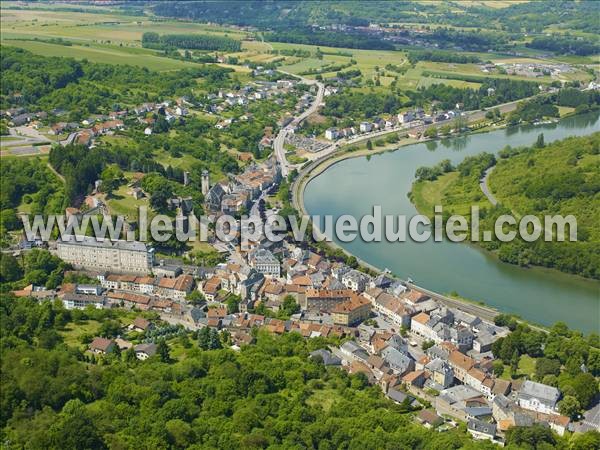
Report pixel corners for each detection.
[325,128,338,140]
[517,380,560,415]
[359,122,372,133]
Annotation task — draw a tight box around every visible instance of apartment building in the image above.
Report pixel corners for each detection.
[57,235,153,274]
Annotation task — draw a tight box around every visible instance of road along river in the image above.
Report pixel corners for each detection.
[304,112,600,333]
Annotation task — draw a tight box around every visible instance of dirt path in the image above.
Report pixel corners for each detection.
[479,166,498,206]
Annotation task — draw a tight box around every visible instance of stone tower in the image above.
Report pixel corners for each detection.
[183,171,190,186]
[201,170,210,196]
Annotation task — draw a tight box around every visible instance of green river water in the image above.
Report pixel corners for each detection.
[304,112,600,333]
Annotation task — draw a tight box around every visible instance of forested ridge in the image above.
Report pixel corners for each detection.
[1,47,232,117]
[0,294,475,449]
[413,133,600,280]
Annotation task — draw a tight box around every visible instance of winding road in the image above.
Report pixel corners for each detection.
[479,166,498,206]
[273,73,325,177]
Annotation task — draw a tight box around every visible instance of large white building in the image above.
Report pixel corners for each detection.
[249,248,280,277]
[57,235,154,274]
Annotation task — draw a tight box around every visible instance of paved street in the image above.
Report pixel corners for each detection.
[273,73,325,177]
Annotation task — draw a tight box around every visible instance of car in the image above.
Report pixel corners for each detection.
[409,340,418,347]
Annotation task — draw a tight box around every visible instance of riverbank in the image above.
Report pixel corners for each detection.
[294,111,600,332]
[290,132,506,325]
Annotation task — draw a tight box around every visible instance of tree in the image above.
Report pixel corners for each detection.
[166,419,196,448]
[535,358,561,379]
[424,127,437,138]
[0,253,23,282]
[535,133,545,148]
[569,431,600,450]
[198,327,210,350]
[492,360,505,377]
[505,424,555,448]
[100,164,123,196]
[279,295,300,318]
[124,347,137,365]
[225,295,240,314]
[588,348,600,376]
[569,372,599,409]
[150,184,173,212]
[558,395,581,418]
[186,290,205,305]
[422,340,435,351]
[366,139,373,150]
[510,350,520,377]
[156,339,171,363]
[48,399,105,450]
[208,328,222,350]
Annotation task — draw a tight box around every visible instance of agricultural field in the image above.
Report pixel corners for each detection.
[271,42,408,80]
[2,39,199,71]
[1,5,249,71]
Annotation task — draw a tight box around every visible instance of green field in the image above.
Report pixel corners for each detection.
[59,319,102,348]
[3,40,200,71]
[106,183,149,219]
[411,171,492,218]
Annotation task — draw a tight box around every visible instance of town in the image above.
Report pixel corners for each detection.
[11,183,596,443]
[1,2,599,448]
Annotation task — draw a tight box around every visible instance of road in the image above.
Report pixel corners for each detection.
[479,166,498,206]
[274,72,325,177]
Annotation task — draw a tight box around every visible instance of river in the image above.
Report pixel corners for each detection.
[304,112,600,333]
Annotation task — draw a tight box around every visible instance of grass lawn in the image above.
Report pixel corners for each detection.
[558,106,575,117]
[417,76,481,90]
[272,42,407,80]
[106,184,149,219]
[305,388,343,412]
[518,355,536,377]
[499,354,537,380]
[411,172,459,216]
[154,150,200,171]
[59,320,102,348]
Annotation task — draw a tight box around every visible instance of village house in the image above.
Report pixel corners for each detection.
[517,380,561,415]
[134,343,157,360]
[448,350,476,384]
[89,337,116,355]
[425,358,454,388]
[155,274,194,300]
[61,293,105,310]
[107,291,152,310]
[331,294,371,326]
[369,290,414,328]
[467,419,497,442]
[417,409,443,429]
[303,288,354,312]
[130,317,153,333]
[381,346,415,376]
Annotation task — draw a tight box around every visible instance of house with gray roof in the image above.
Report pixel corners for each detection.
[341,269,369,292]
[517,380,560,415]
[310,349,342,366]
[467,419,496,441]
[381,346,414,376]
[340,341,369,362]
[134,343,157,360]
[249,248,280,277]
